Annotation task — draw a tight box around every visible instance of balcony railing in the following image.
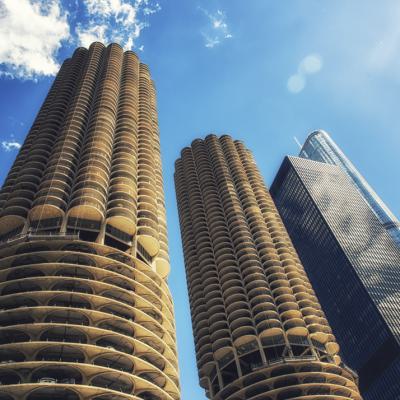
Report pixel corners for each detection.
[0,232,80,248]
[67,217,101,231]
[137,241,153,265]
[106,224,133,244]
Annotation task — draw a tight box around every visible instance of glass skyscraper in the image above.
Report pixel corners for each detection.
[299,129,400,247]
[270,156,400,400]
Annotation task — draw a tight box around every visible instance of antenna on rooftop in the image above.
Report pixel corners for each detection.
[293,136,302,150]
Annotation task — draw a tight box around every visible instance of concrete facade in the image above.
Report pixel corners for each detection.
[0,42,179,400]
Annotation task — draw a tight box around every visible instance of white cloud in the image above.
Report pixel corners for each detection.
[76,24,108,48]
[0,0,70,79]
[1,140,21,152]
[78,0,161,51]
[287,53,323,94]
[0,0,161,80]
[204,36,220,49]
[201,8,232,49]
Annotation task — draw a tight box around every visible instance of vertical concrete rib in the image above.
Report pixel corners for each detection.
[69,43,123,225]
[175,148,217,388]
[106,50,139,241]
[150,80,170,278]
[136,64,160,257]
[30,43,104,228]
[175,134,361,400]
[0,42,179,400]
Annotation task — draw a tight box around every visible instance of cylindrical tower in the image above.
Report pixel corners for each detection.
[174,134,361,400]
[0,42,179,400]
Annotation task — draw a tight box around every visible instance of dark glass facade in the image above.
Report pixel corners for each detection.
[270,156,400,400]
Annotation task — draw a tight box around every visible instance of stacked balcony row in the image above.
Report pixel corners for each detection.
[0,43,169,277]
[0,47,87,233]
[0,239,179,400]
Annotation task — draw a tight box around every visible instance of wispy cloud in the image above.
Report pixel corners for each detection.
[7,116,25,128]
[1,139,21,152]
[367,11,400,76]
[287,54,323,94]
[200,8,232,49]
[0,0,70,80]
[77,0,161,50]
[76,24,108,49]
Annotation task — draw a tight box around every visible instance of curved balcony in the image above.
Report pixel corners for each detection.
[106,210,136,239]
[0,215,25,237]
[67,202,104,224]
[28,202,65,224]
[0,233,178,400]
[137,223,160,258]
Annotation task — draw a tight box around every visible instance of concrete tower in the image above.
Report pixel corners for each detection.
[0,43,179,400]
[174,134,361,400]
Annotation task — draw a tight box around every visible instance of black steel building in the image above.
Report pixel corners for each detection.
[270,156,400,400]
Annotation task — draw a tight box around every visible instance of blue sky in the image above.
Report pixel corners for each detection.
[1,1,400,399]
